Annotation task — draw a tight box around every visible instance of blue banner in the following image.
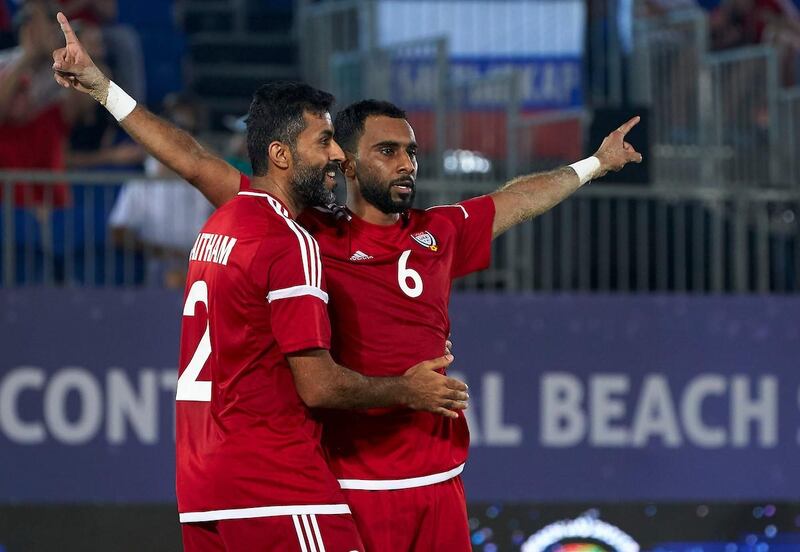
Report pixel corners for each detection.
[2,291,799,503]
[390,57,583,110]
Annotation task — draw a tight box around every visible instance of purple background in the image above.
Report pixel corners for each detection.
[2,290,799,503]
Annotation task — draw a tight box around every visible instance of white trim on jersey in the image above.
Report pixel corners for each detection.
[238,189,325,290]
[301,514,319,552]
[178,503,350,523]
[310,514,327,552]
[337,463,465,491]
[292,514,328,552]
[426,204,469,219]
[267,284,329,304]
[293,515,310,552]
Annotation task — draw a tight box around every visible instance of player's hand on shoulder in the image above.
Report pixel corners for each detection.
[402,354,469,419]
[593,116,644,177]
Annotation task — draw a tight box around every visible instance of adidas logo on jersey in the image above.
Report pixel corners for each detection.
[349,250,373,261]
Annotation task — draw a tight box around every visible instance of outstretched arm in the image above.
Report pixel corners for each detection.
[288,350,468,418]
[51,12,239,207]
[490,116,643,238]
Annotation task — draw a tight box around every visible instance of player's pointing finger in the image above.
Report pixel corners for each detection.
[57,12,78,45]
[616,115,640,136]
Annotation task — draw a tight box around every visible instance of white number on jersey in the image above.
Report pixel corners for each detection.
[176,280,212,402]
[398,250,423,298]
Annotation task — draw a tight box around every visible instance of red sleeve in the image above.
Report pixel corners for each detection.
[436,195,495,279]
[261,233,331,355]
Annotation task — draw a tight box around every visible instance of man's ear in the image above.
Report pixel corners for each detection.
[268,141,290,170]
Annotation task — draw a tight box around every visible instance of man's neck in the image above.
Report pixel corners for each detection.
[345,192,400,226]
[250,175,303,218]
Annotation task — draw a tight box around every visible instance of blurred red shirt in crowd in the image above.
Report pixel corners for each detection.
[0,1,70,208]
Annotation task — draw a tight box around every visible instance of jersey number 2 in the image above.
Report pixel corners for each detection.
[176,280,212,402]
[398,250,423,298]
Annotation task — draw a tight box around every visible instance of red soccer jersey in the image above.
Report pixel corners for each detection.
[175,184,349,522]
[299,196,495,485]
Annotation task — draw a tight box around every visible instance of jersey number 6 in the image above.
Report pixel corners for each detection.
[176,280,212,402]
[398,250,423,298]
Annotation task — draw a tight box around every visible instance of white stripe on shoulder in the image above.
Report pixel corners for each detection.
[266,195,290,218]
[337,463,465,491]
[301,515,319,552]
[179,503,351,523]
[292,220,323,288]
[237,190,291,217]
[426,204,469,219]
[310,514,327,552]
[289,219,319,288]
[267,285,328,304]
[293,515,309,552]
[280,214,312,286]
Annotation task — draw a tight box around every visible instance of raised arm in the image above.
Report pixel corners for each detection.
[288,350,468,419]
[51,12,239,207]
[490,116,643,238]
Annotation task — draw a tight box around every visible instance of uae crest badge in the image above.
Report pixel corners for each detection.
[411,231,438,252]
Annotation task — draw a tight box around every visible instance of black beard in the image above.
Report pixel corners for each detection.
[357,167,415,214]
[293,159,336,208]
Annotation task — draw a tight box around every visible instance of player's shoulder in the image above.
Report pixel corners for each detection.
[421,196,493,223]
[212,192,302,239]
[417,204,469,226]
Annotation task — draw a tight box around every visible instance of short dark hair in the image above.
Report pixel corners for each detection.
[333,100,407,155]
[246,81,335,176]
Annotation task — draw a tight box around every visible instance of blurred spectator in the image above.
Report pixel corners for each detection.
[584,0,640,106]
[108,94,213,288]
[57,0,146,102]
[66,21,143,170]
[0,0,12,49]
[710,0,800,84]
[0,0,74,209]
[222,114,252,176]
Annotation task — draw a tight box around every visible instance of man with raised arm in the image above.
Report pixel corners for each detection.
[53,13,470,552]
[53,12,641,551]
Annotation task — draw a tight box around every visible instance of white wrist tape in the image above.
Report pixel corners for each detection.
[568,156,601,186]
[104,80,137,122]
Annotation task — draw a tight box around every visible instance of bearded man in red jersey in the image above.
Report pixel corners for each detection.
[52,12,641,551]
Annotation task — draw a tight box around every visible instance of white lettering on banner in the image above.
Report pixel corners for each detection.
[632,375,682,447]
[107,369,158,444]
[0,366,46,444]
[450,371,522,446]
[541,373,779,448]
[45,368,103,445]
[0,366,175,445]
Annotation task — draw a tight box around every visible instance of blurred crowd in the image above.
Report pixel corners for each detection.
[586,0,800,108]
[0,0,248,287]
[2,0,799,288]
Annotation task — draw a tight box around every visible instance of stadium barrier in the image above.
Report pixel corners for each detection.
[296,0,376,93]
[705,45,780,189]
[328,35,450,180]
[632,8,709,186]
[3,170,800,292]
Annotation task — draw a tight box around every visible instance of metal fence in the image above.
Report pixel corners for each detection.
[706,45,779,188]
[631,8,708,186]
[296,0,376,93]
[632,9,787,189]
[3,170,799,293]
[328,36,449,180]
